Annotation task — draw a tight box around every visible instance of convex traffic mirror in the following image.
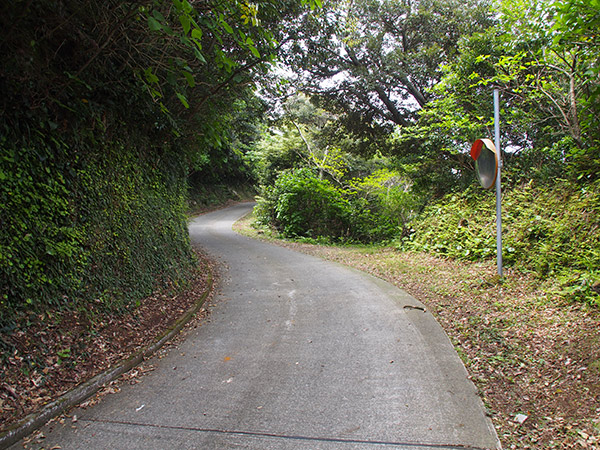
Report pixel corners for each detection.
[470,138,498,190]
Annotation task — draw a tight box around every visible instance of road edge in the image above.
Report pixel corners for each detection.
[0,272,213,450]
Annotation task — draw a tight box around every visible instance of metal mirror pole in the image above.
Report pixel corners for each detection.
[494,88,503,277]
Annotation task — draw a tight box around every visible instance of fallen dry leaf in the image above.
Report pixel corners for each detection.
[0,247,215,435]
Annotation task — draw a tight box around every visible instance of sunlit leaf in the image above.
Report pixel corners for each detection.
[144,67,159,84]
[221,20,233,34]
[191,28,203,40]
[179,15,190,34]
[249,45,260,58]
[193,47,206,64]
[183,70,195,87]
[176,92,189,108]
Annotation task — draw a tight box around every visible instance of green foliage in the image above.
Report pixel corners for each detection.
[349,169,420,238]
[281,0,495,128]
[388,0,600,195]
[400,187,497,259]
[503,0,600,179]
[76,143,193,312]
[246,124,306,186]
[401,181,600,304]
[136,0,289,124]
[255,168,352,239]
[0,136,87,311]
[187,91,267,187]
[187,182,257,214]
[250,94,423,243]
[0,0,312,328]
[388,119,478,197]
[0,131,194,325]
[255,167,420,243]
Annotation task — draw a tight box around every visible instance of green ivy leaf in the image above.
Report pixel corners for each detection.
[191,28,203,41]
[183,71,195,87]
[147,16,162,31]
[176,92,189,108]
[179,15,191,34]
[144,68,159,84]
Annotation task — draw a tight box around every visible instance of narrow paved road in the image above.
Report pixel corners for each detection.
[16,203,500,449]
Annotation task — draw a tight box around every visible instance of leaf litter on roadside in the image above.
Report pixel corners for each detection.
[0,246,216,434]
[234,215,600,450]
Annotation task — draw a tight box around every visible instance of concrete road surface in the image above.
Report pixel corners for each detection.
[12,203,500,450]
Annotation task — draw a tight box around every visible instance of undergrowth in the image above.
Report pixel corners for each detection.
[0,132,195,331]
[400,180,600,305]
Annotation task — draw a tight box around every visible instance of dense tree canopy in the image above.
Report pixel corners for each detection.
[2,0,599,322]
[0,0,313,323]
[278,0,494,130]
[2,2,599,446]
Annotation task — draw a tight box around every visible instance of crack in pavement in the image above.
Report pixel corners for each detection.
[81,418,491,450]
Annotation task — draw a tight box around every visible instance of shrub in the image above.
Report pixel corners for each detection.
[348,169,420,241]
[255,168,421,243]
[256,168,352,239]
[400,180,600,304]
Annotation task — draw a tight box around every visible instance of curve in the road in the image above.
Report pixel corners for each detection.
[10,203,500,450]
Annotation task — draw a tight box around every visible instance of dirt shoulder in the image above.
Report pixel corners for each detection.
[2,210,598,449]
[0,246,215,438]
[234,215,600,449]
